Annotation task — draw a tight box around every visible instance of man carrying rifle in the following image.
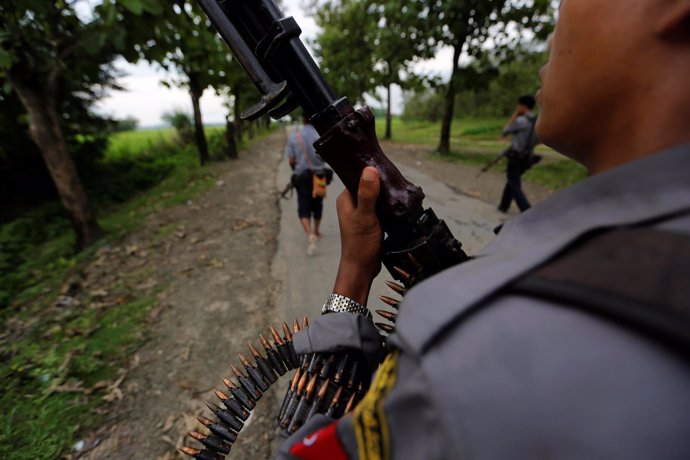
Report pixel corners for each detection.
[497,95,539,213]
[281,0,690,458]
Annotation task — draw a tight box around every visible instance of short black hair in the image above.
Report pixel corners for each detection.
[518,95,536,110]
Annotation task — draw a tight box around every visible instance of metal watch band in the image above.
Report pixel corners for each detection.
[321,293,370,317]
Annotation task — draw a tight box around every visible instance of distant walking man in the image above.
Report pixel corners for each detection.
[285,115,326,256]
[498,95,539,213]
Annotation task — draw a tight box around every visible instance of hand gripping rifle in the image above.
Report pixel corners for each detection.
[178,1,471,458]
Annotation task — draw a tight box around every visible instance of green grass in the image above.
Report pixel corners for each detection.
[0,124,274,459]
[376,117,587,191]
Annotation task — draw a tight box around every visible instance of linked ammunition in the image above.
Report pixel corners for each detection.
[279,371,309,428]
[307,353,321,376]
[187,431,231,455]
[213,389,249,421]
[334,355,349,384]
[325,385,343,418]
[278,369,301,422]
[385,280,407,296]
[319,354,336,379]
[345,360,359,390]
[248,342,278,384]
[197,415,238,444]
[378,295,401,310]
[305,378,330,422]
[270,325,294,370]
[221,378,255,410]
[376,309,397,322]
[239,353,270,391]
[178,446,223,460]
[376,322,395,334]
[293,318,301,333]
[205,401,243,433]
[287,374,318,433]
[282,322,300,368]
[260,334,287,375]
[344,391,357,414]
[232,364,263,400]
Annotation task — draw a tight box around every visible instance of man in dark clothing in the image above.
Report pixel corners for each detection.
[498,95,539,213]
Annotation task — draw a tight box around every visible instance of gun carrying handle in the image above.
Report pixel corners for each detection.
[314,107,425,235]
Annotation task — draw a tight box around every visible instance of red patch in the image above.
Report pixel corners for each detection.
[289,422,349,460]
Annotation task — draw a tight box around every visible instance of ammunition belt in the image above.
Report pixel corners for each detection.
[178,279,405,459]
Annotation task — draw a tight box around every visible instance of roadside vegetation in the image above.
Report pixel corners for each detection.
[375,117,588,191]
[0,125,274,459]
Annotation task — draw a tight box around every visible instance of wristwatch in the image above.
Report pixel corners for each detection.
[321,293,371,317]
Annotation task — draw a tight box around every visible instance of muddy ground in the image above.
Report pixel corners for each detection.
[76,130,551,460]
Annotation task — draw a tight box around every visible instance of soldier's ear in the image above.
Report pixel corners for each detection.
[655,0,690,41]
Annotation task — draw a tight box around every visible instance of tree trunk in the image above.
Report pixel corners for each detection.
[190,86,210,166]
[438,44,463,155]
[385,83,392,140]
[9,73,101,249]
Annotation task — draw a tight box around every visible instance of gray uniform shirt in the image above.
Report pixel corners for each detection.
[285,124,325,175]
[336,145,690,459]
[503,112,538,153]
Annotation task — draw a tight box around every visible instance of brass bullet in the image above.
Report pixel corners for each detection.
[290,368,302,391]
[231,364,246,379]
[187,431,231,456]
[260,334,274,350]
[344,392,357,414]
[296,369,309,396]
[407,252,423,270]
[282,322,293,342]
[305,373,318,401]
[238,353,253,368]
[270,326,285,346]
[248,343,277,383]
[293,318,300,333]
[393,266,411,283]
[379,295,400,309]
[302,316,309,329]
[214,388,230,401]
[385,280,407,296]
[375,309,397,322]
[325,385,343,417]
[196,416,237,444]
[317,378,330,400]
[376,322,395,334]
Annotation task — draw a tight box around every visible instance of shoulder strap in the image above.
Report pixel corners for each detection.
[511,227,690,352]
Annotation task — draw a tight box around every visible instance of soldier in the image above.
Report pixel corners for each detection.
[279,0,690,458]
[497,95,539,213]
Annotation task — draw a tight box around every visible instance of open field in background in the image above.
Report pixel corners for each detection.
[0,126,274,459]
[375,117,587,191]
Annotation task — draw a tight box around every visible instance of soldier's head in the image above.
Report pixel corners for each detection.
[536,0,690,173]
[517,95,536,114]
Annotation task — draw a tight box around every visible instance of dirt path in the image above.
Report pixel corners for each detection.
[78,133,554,460]
[380,141,554,211]
[82,131,287,460]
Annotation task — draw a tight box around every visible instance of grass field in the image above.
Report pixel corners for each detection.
[375,117,587,190]
[0,125,273,459]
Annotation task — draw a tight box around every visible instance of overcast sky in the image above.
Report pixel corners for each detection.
[95,0,453,127]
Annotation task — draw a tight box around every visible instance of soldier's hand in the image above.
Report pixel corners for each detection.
[333,166,383,305]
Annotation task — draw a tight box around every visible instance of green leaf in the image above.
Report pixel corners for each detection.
[120,0,144,15]
[140,0,163,15]
[0,49,12,70]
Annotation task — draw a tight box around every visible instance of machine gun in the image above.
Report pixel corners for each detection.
[178,1,471,458]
